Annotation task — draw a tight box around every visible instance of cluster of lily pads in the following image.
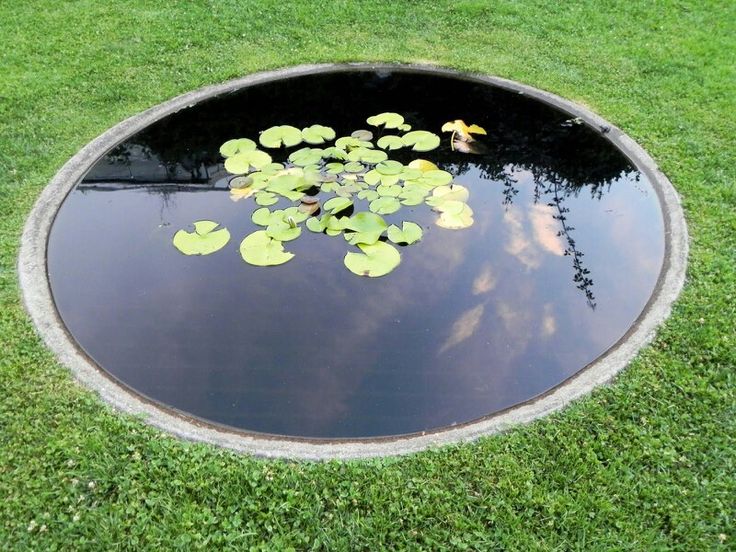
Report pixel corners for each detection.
[172,112,485,277]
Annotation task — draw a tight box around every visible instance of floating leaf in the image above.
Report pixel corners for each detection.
[252,207,281,227]
[398,185,429,206]
[323,197,353,214]
[220,138,256,158]
[240,230,294,266]
[366,112,404,129]
[281,206,310,224]
[325,162,345,174]
[431,199,467,214]
[407,159,439,172]
[344,241,401,277]
[377,135,404,150]
[321,146,349,160]
[347,147,388,164]
[364,169,399,187]
[288,147,324,167]
[441,119,487,142]
[255,191,279,206]
[344,229,382,246]
[229,185,258,201]
[358,189,380,201]
[326,215,349,236]
[429,184,470,203]
[306,214,330,233]
[351,129,373,141]
[402,130,441,152]
[173,221,230,256]
[266,174,308,201]
[298,197,320,216]
[229,176,252,189]
[261,162,285,176]
[224,150,273,174]
[335,136,372,150]
[387,222,423,245]
[375,160,404,175]
[259,125,303,148]
[343,161,364,173]
[418,169,454,187]
[344,211,388,233]
[302,124,336,144]
[369,196,401,215]
[266,220,302,242]
[398,123,412,132]
[399,167,423,182]
[376,183,402,197]
[436,204,474,229]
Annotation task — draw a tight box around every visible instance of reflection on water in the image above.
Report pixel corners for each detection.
[47,69,665,438]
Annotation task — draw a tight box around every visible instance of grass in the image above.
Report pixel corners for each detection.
[1,0,734,549]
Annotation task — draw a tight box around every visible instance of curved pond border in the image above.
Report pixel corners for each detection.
[18,63,688,460]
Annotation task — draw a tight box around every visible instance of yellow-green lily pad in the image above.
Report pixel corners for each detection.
[436,203,475,229]
[335,136,372,150]
[375,160,404,175]
[224,150,273,174]
[376,183,402,197]
[347,147,388,164]
[288,147,324,167]
[343,161,365,173]
[376,135,404,150]
[369,196,401,215]
[321,147,349,160]
[240,230,294,266]
[344,241,401,277]
[323,197,353,214]
[302,124,336,144]
[266,220,302,242]
[220,138,256,158]
[358,189,380,201]
[351,129,374,141]
[255,191,279,206]
[366,112,404,129]
[173,221,230,256]
[402,130,441,152]
[387,222,423,245]
[259,125,303,148]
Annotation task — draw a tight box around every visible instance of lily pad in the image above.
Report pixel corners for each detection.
[240,230,294,266]
[357,189,380,201]
[323,197,353,214]
[252,207,282,227]
[428,184,470,204]
[173,221,230,256]
[343,161,365,173]
[255,191,279,206]
[441,119,487,141]
[306,214,330,233]
[321,147,349,160]
[399,167,423,182]
[229,185,258,201]
[224,150,273,174]
[266,221,302,242]
[325,162,344,175]
[302,124,336,144]
[407,158,439,172]
[369,196,401,215]
[375,160,404,175]
[364,169,399,187]
[398,123,412,132]
[298,198,320,216]
[347,147,388,164]
[220,138,256,158]
[342,211,388,246]
[261,162,285,176]
[418,169,454,187]
[344,241,401,277]
[288,147,324,167]
[376,135,404,151]
[259,125,303,148]
[366,112,404,129]
[402,130,441,152]
[387,222,423,245]
[351,129,374,141]
[229,176,252,189]
[376,183,402,197]
[436,203,475,230]
[335,136,372,150]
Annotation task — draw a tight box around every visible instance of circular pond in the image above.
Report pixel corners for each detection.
[24,65,686,456]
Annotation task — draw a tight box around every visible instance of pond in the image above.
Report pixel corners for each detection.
[47,68,665,439]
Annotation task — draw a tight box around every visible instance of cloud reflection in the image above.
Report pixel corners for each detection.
[439,303,485,355]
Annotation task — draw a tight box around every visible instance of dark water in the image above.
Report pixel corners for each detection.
[47,69,664,439]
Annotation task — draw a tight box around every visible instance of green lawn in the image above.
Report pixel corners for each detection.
[1,1,734,549]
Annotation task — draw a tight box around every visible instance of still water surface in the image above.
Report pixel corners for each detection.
[47,70,664,438]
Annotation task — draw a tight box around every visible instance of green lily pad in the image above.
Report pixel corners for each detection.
[343,161,365,173]
[240,230,294,266]
[399,167,423,182]
[399,192,427,206]
[398,123,412,132]
[252,207,281,227]
[344,211,388,233]
[306,215,330,233]
[335,136,372,150]
[418,169,454,187]
[407,159,439,172]
[325,162,344,174]
[343,229,383,246]
[351,129,374,141]
[358,189,380,201]
[281,206,311,224]
[427,184,470,204]
[323,196,353,214]
[255,191,279,206]
[288,147,324,167]
[347,147,388,164]
[376,183,402,197]
[302,124,336,144]
[259,125,303,148]
[402,130,441,152]
[220,138,256,158]
[266,220,302,242]
[172,221,230,256]
[364,169,399,187]
[366,112,404,129]
[326,215,349,236]
[261,162,285,176]
[436,203,474,229]
[387,222,423,245]
[376,135,404,151]
[321,147,349,160]
[369,196,401,215]
[229,176,252,189]
[224,150,273,174]
[375,160,404,175]
[344,241,401,277]
[266,174,308,201]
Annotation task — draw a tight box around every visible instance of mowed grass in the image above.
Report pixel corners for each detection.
[1,1,734,549]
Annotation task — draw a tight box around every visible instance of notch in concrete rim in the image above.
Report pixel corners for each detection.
[18,63,688,460]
